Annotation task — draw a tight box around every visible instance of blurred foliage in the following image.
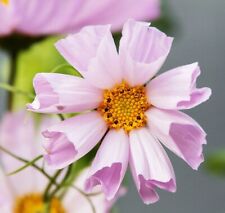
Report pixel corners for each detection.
[12,36,66,110]
[0,34,46,54]
[204,150,225,177]
[151,0,178,35]
[0,50,10,82]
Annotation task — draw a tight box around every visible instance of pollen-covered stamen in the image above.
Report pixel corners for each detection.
[14,193,66,213]
[98,82,150,133]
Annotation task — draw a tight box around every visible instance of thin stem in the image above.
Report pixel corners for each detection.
[43,170,63,201]
[68,184,96,213]
[8,51,17,109]
[49,166,72,198]
[0,145,28,163]
[0,82,34,99]
[0,145,52,183]
[50,63,74,73]
[58,113,65,121]
[7,155,43,176]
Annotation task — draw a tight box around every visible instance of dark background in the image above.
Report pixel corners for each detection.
[1,0,225,212]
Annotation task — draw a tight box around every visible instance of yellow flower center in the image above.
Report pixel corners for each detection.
[98,82,150,133]
[0,0,9,5]
[14,193,66,213]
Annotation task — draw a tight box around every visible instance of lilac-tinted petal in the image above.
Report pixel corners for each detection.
[16,0,83,35]
[147,108,207,170]
[129,128,176,204]
[119,19,173,86]
[85,129,129,200]
[67,0,160,33]
[64,168,126,213]
[1,0,160,36]
[0,111,48,195]
[0,169,14,213]
[42,112,107,169]
[56,26,122,89]
[27,73,103,113]
[147,63,212,110]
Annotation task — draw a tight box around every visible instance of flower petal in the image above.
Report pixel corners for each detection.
[147,63,212,110]
[55,25,122,89]
[85,129,129,200]
[16,0,83,35]
[129,128,176,204]
[0,111,48,195]
[0,169,14,213]
[119,19,173,86]
[67,0,160,32]
[1,0,160,36]
[147,108,207,170]
[27,73,103,113]
[42,112,107,169]
[0,2,16,35]
[64,168,126,213]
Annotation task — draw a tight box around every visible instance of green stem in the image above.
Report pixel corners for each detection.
[7,155,43,176]
[0,145,52,183]
[66,184,96,213]
[8,51,17,109]
[0,82,34,99]
[50,165,72,198]
[50,63,74,73]
[58,113,65,121]
[43,170,63,201]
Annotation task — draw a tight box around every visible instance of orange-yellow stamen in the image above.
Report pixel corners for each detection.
[0,0,9,5]
[14,193,66,213]
[98,82,150,133]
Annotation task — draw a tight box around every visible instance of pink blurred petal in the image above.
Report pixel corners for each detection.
[147,108,207,170]
[0,2,17,35]
[0,111,50,196]
[119,19,173,86]
[0,170,14,213]
[85,129,129,200]
[56,25,122,89]
[67,0,161,33]
[1,0,160,36]
[43,112,107,169]
[147,63,212,109]
[129,128,176,204]
[27,73,103,113]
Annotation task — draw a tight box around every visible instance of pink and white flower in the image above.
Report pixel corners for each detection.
[0,0,160,36]
[28,19,211,204]
[0,111,124,212]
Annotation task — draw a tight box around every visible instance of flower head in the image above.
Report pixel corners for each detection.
[28,19,211,204]
[0,0,160,36]
[0,111,123,212]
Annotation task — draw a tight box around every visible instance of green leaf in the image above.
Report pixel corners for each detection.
[12,36,80,110]
[204,150,225,177]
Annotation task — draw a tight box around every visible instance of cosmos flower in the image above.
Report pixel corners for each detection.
[28,19,211,204]
[0,111,124,212]
[0,0,160,36]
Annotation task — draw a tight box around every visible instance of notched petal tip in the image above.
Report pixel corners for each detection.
[169,122,207,170]
[85,163,122,200]
[26,97,41,111]
[138,175,176,205]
